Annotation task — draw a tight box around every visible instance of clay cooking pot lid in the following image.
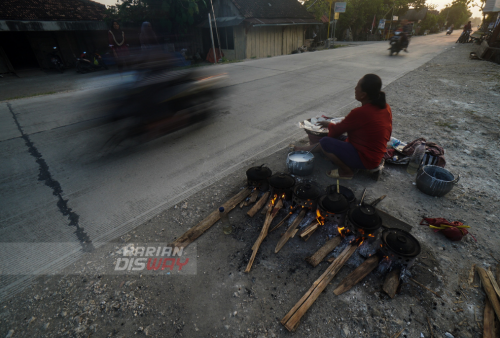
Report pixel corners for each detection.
[268,173,295,189]
[382,229,421,257]
[349,205,381,230]
[246,165,272,181]
[320,193,349,213]
[294,183,321,200]
[326,185,355,203]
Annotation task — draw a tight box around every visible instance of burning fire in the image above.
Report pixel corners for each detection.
[337,226,350,237]
[270,194,278,206]
[316,209,325,225]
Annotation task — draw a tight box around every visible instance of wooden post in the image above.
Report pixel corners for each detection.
[247,192,270,217]
[281,243,358,331]
[333,255,381,295]
[275,209,307,253]
[306,237,342,267]
[383,268,401,299]
[484,298,496,338]
[477,266,500,320]
[171,188,251,248]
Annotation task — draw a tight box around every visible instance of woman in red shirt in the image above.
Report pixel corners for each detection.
[295,74,392,179]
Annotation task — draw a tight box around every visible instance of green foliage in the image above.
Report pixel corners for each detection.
[303,0,427,41]
[419,12,439,33]
[104,0,208,34]
[439,1,472,28]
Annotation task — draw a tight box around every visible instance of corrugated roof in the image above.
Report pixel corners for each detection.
[0,0,106,21]
[230,0,315,19]
[483,0,500,12]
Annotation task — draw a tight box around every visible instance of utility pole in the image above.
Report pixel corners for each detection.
[388,0,396,38]
[327,0,334,40]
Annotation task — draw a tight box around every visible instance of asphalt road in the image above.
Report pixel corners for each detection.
[0,33,456,299]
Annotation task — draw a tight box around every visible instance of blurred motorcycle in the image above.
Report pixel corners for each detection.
[102,66,226,147]
[388,31,409,56]
[48,47,64,73]
[456,30,472,43]
[76,51,108,73]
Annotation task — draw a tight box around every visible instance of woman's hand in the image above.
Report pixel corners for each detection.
[317,120,333,128]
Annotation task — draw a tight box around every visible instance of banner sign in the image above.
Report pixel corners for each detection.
[334,2,347,12]
[378,19,386,29]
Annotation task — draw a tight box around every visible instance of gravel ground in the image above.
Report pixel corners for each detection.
[1,42,499,338]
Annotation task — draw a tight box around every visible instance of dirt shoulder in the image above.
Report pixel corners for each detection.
[1,43,499,338]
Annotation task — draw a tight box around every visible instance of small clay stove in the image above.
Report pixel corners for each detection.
[293,183,321,209]
[380,228,421,268]
[246,165,272,191]
[268,173,295,200]
[317,192,350,224]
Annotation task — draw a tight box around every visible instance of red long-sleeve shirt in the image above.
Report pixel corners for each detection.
[327,103,392,169]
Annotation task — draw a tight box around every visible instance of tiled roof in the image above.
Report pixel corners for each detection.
[0,0,106,21]
[231,0,315,19]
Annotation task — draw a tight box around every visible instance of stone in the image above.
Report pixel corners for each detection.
[5,330,14,338]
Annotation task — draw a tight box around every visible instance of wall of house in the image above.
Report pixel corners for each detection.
[245,25,305,59]
[219,25,245,61]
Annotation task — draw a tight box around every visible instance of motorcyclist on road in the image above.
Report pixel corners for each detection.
[463,21,472,32]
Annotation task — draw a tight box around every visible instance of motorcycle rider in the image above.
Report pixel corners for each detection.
[463,21,472,33]
[401,20,411,52]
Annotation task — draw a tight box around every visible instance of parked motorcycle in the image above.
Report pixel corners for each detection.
[76,51,108,73]
[48,47,64,73]
[388,31,409,56]
[102,65,226,147]
[456,30,472,43]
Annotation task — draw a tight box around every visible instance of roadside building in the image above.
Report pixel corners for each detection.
[196,0,320,60]
[0,0,108,73]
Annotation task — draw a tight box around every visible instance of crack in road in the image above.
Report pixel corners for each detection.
[6,103,94,252]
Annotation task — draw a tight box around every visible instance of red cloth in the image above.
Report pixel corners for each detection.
[327,104,392,169]
[206,48,223,63]
[420,217,475,242]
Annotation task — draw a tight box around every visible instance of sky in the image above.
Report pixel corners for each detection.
[93,0,483,18]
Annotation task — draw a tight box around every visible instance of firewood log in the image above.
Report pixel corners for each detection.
[247,192,270,217]
[333,255,381,295]
[275,209,307,253]
[281,243,358,331]
[171,188,251,248]
[306,237,342,267]
[383,268,401,299]
[477,267,500,321]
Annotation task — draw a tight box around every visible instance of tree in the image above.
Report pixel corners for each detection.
[439,1,472,28]
[105,0,208,35]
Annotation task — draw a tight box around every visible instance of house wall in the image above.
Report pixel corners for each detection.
[219,24,245,60]
[245,25,305,59]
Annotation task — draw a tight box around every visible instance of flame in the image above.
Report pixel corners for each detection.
[270,194,278,206]
[368,234,375,238]
[316,209,325,226]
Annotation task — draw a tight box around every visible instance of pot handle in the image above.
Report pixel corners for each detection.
[453,173,460,184]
